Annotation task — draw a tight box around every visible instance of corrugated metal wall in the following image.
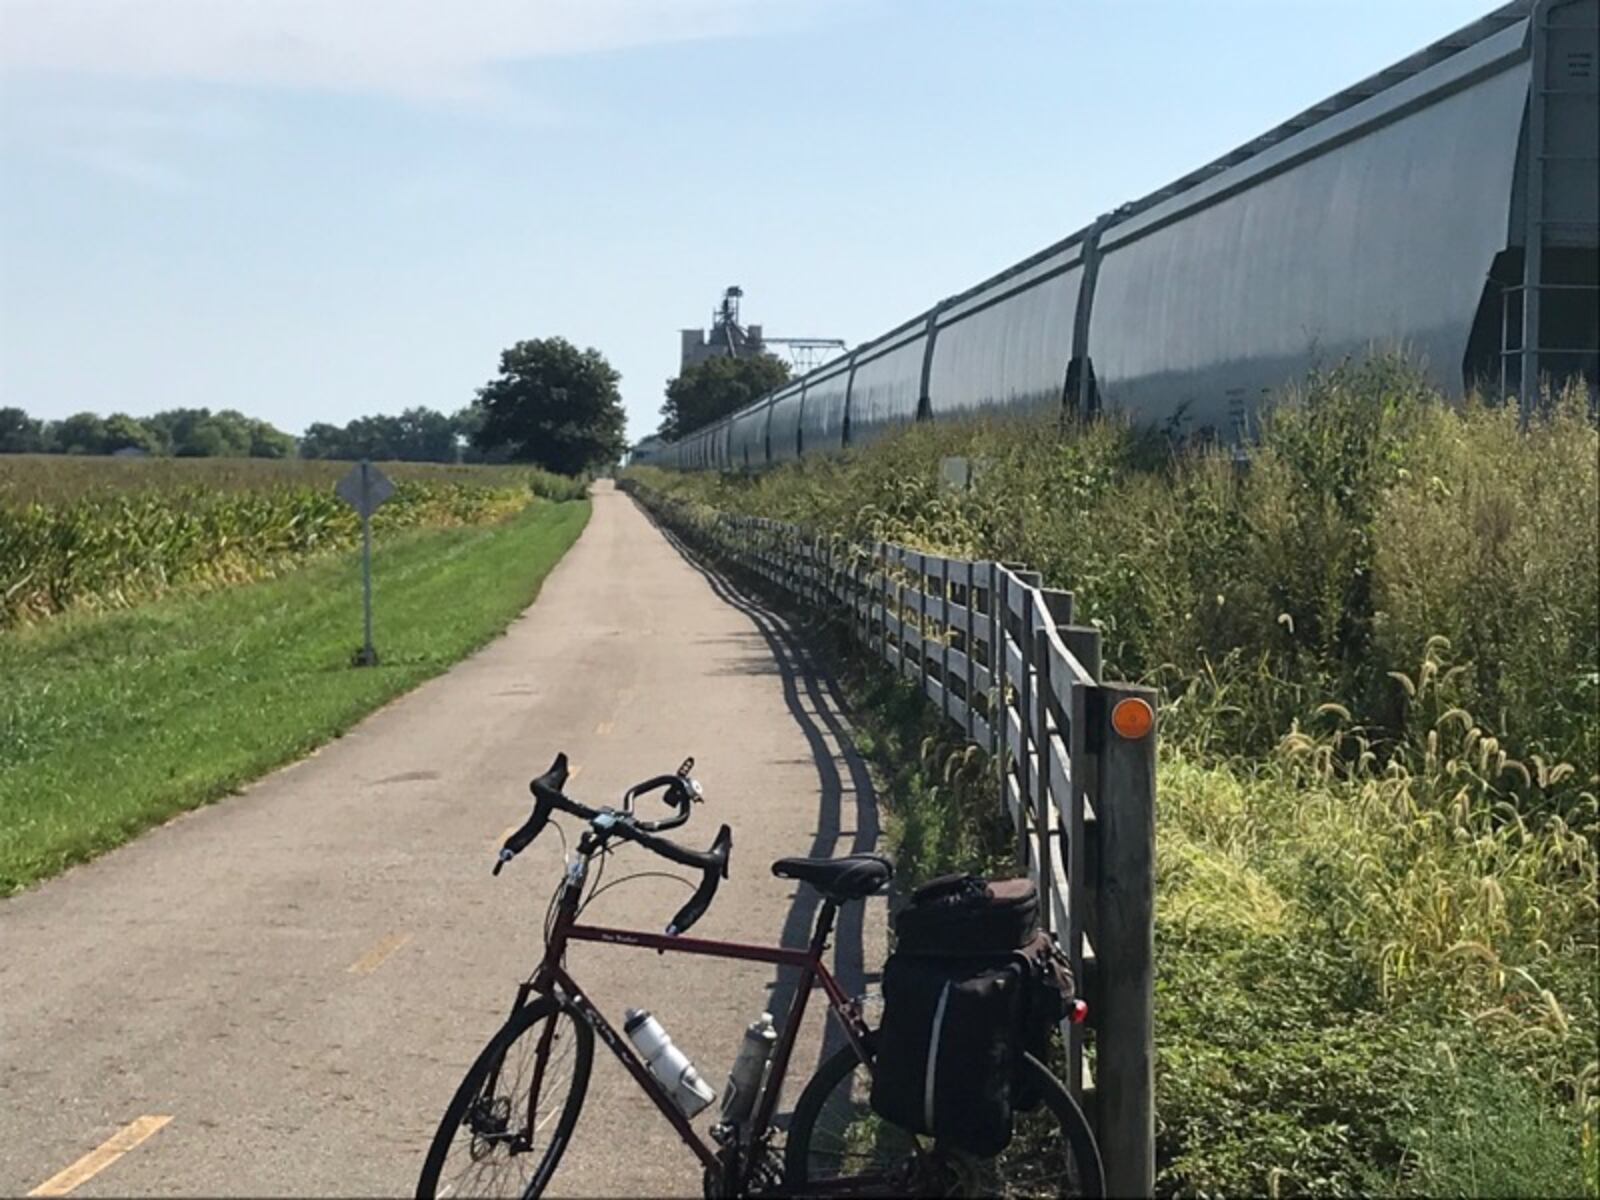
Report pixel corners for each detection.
[637,2,1594,470]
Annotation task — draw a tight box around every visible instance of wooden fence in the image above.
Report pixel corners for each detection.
[624,485,1157,1197]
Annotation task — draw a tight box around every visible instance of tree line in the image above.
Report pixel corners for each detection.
[0,405,494,463]
[0,407,299,459]
[0,337,628,474]
[0,334,790,471]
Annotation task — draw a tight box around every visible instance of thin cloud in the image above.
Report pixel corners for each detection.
[55,142,190,191]
[0,80,258,192]
[0,0,814,102]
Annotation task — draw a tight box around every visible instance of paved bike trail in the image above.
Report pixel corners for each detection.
[0,481,889,1198]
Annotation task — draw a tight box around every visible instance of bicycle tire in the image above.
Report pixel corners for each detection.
[416,996,593,1200]
[784,1038,1105,1198]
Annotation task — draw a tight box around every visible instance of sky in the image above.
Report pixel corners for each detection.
[0,0,1500,443]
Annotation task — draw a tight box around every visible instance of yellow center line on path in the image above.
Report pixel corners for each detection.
[28,1115,172,1197]
[348,932,411,975]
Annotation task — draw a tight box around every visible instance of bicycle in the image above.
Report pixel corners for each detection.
[416,753,1105,1198]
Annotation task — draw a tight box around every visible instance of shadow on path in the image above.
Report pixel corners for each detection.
[634,502,883,1082]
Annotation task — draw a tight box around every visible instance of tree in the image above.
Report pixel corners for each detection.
[296,408,459,462]
[54,412,108,455]
[394,407,460,462]
[248,420,296,459]
[143,409,230,456]
[299,423,349,460]
[102,413,160,455]
[472,337,626,474]
[659,353,790,440]
[144,409,192,454]
[0,407,44,454]
[143,407,290,457]
[453,405,487,463]
[340,415,399,461]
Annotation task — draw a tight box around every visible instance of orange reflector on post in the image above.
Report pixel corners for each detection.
[1111,696,1155,740]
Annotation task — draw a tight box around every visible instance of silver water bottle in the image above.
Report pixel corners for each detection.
[718,1011,779,1125]
[624,1008,716,1117]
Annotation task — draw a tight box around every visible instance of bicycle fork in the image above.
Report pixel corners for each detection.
[471,979,555,1154]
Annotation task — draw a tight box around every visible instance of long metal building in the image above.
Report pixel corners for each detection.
[640,0,1598,470]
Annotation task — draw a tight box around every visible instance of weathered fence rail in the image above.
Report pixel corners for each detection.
[623,483,1156,1197]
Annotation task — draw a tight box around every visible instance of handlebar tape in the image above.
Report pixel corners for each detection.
[494,753,572,875]
[666,824,732,936]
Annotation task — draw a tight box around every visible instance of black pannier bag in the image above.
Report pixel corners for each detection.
[869,874,1076,1154]
[872,951,1024,1157]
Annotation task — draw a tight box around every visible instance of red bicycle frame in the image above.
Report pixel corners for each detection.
[522,874,874,1179]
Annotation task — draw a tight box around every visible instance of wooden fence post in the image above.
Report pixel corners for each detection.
[874,542,888,659]
[1092,680,1157,1200]
[937,558,952,727]
[964,559,978,743]
[1040,587,1074,627]
[990,562,1006,774]
[1013,585,1030,869]
[1032,620,1054,946]
[1061,624,1101,682]
[897,548,909,671]
[1032,588,1074,954]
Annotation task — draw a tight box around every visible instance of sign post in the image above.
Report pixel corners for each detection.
[335,460,395,667]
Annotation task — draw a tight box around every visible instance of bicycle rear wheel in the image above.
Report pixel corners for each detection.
[416,997,593,1200]
[784,1038,1104,1197]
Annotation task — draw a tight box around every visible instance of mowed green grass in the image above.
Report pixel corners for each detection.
[0,498,590,893]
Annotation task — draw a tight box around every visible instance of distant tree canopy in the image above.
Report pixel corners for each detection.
[141,409,294,458]
[0,405,483,462]
[0,354,628,473]
[299,408,466,462]
[659,353,791,441]
[103,413,162,455]
[469,337,627,475]
[0,407,299,459]
[0,407,47,454]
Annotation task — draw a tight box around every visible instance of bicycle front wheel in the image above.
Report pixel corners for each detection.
[784,1039,1104,1198]
[416,996,593,1200]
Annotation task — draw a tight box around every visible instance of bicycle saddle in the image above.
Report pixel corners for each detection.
[771,853,893,901]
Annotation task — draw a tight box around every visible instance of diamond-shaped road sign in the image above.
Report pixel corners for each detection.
[335,462,395,519]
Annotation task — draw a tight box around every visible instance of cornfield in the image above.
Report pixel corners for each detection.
[0,455,585,628]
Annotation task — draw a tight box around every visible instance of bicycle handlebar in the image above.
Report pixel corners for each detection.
[493,753,733,936]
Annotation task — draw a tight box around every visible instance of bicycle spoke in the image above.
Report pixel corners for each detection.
[797,1058,922,1186]
[788,1038,1101,1198]
[428,1005,587,1200]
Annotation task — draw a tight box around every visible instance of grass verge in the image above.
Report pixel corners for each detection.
[0,498,590,893]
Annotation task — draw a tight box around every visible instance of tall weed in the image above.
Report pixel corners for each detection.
[629,359,1600,808]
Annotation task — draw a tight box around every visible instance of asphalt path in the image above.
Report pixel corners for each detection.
[0,482,888,1197]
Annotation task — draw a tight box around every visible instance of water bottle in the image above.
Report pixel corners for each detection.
[719,1011,779,1125]
[623,1008,716,1117]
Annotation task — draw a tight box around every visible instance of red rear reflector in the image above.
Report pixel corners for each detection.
[1068,1000,1088,1024]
